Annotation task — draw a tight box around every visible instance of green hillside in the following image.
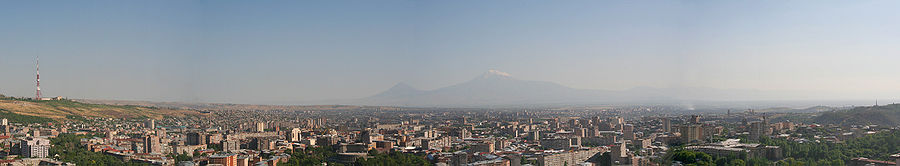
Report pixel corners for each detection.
[815,104,900,126]
[0,96,202,121]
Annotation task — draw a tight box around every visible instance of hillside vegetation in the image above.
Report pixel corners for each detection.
[0,109,55,123]
[815,104,900,126]
[0,96,202,121]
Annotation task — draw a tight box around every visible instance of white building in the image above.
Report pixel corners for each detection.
[146,119,156,129]
[288,128,302,142]
[255,122,266,132]
[21,137,51,158]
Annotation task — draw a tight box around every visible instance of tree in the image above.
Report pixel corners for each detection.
[746,158,770,166]
[50,134,151,166]
[757,130,900,162]
[171,153,192,162]
[353,151,432,166]
[672,150,713,164]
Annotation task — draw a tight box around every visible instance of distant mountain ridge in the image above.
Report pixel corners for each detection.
[353,70,601,106]
[348,70,811,107]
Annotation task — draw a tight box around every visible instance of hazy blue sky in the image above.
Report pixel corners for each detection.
[1,1,899,104]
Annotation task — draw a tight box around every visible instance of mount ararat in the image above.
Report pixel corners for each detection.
[344,70,802,107]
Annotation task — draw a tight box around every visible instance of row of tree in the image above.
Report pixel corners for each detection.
[282,146,432,166]
[670,149,770,166]
[282,146,339,165]
[50,134,150,166]
[675,130,899,165]
[353,150,432,166]
[758,130,900,162]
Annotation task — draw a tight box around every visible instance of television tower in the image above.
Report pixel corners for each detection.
[35,57,41,100]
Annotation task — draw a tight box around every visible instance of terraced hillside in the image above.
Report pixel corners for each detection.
[0,96,202,121]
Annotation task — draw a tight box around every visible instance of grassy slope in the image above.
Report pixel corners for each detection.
[0,109,55,123]
[0,97,202,121]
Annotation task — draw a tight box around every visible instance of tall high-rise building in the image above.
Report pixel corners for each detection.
[749,122,765,141]
[608,141,634,165]
[1,118,7,134]
[157,129,167,138]
[423,129,437,138]
[145,119,155,129]
[612,141,627,158]
[609,117,624,126]
[553,121,562,129]
[207,133,222,144]
[288,128,302,142]
[460,129,471,139]
[131,141,141,152]
[749,116,771,141]
[662,118,671,133]
[255,122,266,132]
[250,137,275,151]
[680,124,703,143]
[21,137,50,158]
[623,124,635,140]
[494,140,508,151]
[187,132,207,145]
[360,129,373,144]
[574,128,587,137]
[530,131,540,142]
[690,115,702,124]
[143,135,161,154]
[449,152,469,166]
[222,139,240,152]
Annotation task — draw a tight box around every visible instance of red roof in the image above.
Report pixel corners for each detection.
[852,158,896,165]
[117,138,142,142]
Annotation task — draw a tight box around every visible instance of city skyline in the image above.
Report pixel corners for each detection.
[2,1,900,166]
[2,1,900,104]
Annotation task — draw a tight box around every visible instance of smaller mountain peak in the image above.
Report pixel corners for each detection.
[389,82,417,90]
[482,70,512,79]
[369,82,424,98]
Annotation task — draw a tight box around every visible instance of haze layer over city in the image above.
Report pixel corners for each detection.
[1,1,899,166]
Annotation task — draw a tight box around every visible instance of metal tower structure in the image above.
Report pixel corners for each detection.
[35,57,41,100]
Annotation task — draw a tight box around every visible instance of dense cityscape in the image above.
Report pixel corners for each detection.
[1,96,900,166]
[4,1,900,166]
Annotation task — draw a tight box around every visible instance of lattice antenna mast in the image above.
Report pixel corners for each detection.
[36,57,41,99]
